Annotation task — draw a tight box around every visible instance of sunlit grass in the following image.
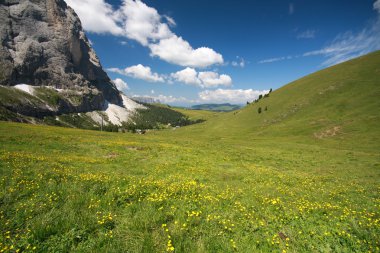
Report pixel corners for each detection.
[0,122,379,252]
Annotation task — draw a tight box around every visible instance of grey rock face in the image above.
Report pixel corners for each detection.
[0,0,122,110]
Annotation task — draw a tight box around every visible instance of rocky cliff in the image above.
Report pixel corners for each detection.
[0,0,122,115]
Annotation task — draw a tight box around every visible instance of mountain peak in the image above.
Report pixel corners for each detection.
[0,0,121,106]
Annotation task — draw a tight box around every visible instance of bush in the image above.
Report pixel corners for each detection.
[258,107,262,114]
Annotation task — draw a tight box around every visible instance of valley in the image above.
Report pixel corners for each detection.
[0,52,379,252]
[0,0,379,252]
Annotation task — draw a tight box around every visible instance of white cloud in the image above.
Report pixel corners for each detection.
[119,0,172,46]
[375,0,380,13]
[302,2,380,66]
[133,94,195,104]
[297,30,316,39]
[304,30,379,66]
[199,89,269,104]
[149,36,223,68]
[134,88,270,105]
[261,1,380,67]
[164,15,176,27]
[65,0,224,68]
[171,68,232,88]
[113,78,129,91]
[198,72,232,88]
[171,67,201,85]
[258,56,287,64]
[108,64,165,82]
[109,65,232,88]
[65,0,123,35]
[156,94,194,104]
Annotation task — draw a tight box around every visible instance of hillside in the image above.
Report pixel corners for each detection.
[122,103,205,131]
[0,84,203,132]
[0,52,379,252]
[172,107,221,121]
[174,51,380,151]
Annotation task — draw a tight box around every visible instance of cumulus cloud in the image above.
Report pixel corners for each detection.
[65,0,123,35]
[119,0,172,46]
[149,36,223,68]
[198,72,232,88]
[155,94,195,104]
[171,67,201,85]
[113,78,129,91]
[108,64,165,82]
[134,89,270,105]
[199,89,269,104]
[65,0,224,68]
[133,94,195,104]
[297,29,316,39]
[171,68,232,88]
[109,65,232,88]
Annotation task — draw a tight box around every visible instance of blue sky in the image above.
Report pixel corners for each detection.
[65,0,380,106]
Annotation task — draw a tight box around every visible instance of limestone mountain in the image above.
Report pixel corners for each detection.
[0,0,122,117]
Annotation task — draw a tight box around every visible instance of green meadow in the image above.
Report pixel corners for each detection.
[0,51,379,252]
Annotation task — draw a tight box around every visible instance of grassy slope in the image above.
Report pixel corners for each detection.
[172,107,221,121]
[175,51,380,151]
[0,52,379,252]
[127,104,202,130]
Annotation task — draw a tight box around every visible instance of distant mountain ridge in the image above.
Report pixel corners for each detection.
[132,96,161,104]
[191,103,241,111]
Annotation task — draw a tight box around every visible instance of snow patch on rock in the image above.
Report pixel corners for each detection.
[14,84,35,95]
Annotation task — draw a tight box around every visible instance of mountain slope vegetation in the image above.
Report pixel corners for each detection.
[175,51,380,151]
[0,52,379,252]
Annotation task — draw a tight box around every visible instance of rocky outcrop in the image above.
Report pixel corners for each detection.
[0,0,122,112]
[0,85,106,118]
